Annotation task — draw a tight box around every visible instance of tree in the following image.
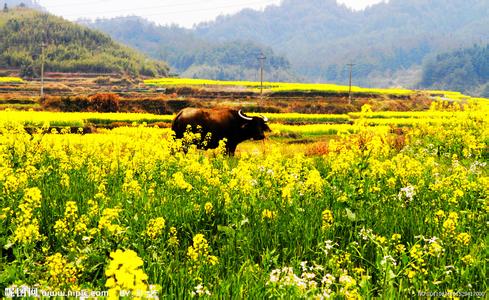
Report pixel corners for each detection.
[3,3,8,12]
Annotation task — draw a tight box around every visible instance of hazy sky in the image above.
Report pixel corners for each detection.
[39,0,386,28]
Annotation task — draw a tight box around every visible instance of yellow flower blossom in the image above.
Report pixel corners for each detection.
[456,233,471,246]
[428,241,444,257]
[391,233,401,241]
[168,226,179,246]
[321,209,334,230]
[443,219,457,234]
[204,202,213,215]
[60,173,70,188]
[262,209,277,221]
[395,244,406,253]
[461,254,474,264]
[45,253,78,287]
[410,244,424,264]
[105,249,148,300]
[146,217,166,239]
[172,171,192,192]
[187,233,218,267]
[406,269,416,279]
[98,208,124,235]
[12,187,43,244]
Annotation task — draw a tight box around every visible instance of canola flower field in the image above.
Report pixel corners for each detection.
[0,77,23,83]
[0,102,488,298]
[2,103,488,133]
[144,77,482,100]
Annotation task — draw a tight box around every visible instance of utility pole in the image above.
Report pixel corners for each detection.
[40,42,45,98]
[347,63,355,104]
[258,52,266,95]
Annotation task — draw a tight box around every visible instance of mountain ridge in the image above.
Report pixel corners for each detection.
[83,16,296,82]
[82,0,489,89]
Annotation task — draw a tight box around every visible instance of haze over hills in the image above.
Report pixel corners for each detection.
[2,0,488,96]
[195,0,489,84]
[84,0,489,94]
[2,0,44,10]
[0,8,168,77]
[83,16,296,82]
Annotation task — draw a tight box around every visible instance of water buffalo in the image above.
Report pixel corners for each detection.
[171,108,271,155]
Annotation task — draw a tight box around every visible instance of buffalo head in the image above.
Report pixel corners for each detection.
[238,110,271,141]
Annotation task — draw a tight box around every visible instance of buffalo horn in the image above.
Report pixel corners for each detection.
[238,109,253,121]
[260,115,269,122]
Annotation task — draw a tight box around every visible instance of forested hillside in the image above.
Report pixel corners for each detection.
[195,0,489,86]
[421,44,489,97]
[82,0,489,88]
[84,17,296,82]
[0,8,169,77]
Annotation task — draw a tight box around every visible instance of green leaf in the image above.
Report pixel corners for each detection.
[346,208,356,221]
[217,225,235,236]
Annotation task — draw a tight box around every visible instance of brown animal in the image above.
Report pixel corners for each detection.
[172,108,271,155]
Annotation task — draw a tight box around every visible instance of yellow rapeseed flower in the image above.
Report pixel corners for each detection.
[146,217,166,239]
[391,233,401,241]
[410,244,424,264]
[322,209,334,230]
[428,241,444,257]
[443,219,457,234]
[168,226,179,246]
[456,233,471,246]
[187,233,218,267]
[461,254,474,265]
[105,249,148,300]
[45,253,78,287]
[98,208,124,235]
[262,209,277,221]
[406,269,416,279]
[204,202,213,215]
[172,172,192,192]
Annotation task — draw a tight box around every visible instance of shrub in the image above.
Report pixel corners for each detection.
[40,95,91,111]
[88,93,120,112]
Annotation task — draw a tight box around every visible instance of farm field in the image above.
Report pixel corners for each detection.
[0,77,23,83]
[1,101,488,298]
[2,102,488,130]
[144,77,483,101]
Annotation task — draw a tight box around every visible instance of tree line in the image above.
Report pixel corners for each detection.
[421,43,489,97]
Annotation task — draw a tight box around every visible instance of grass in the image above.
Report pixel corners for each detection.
[0,111,174,127]
[250,113,351,124]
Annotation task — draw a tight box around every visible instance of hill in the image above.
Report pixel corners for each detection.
[421,43,489,97]
[0,8,169,77]
[80,0,489,88]
[83,16,296,82]
[195,0,489,87]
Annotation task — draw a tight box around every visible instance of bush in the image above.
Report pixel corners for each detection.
[40,95,91,111]
[88,93,120,112]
